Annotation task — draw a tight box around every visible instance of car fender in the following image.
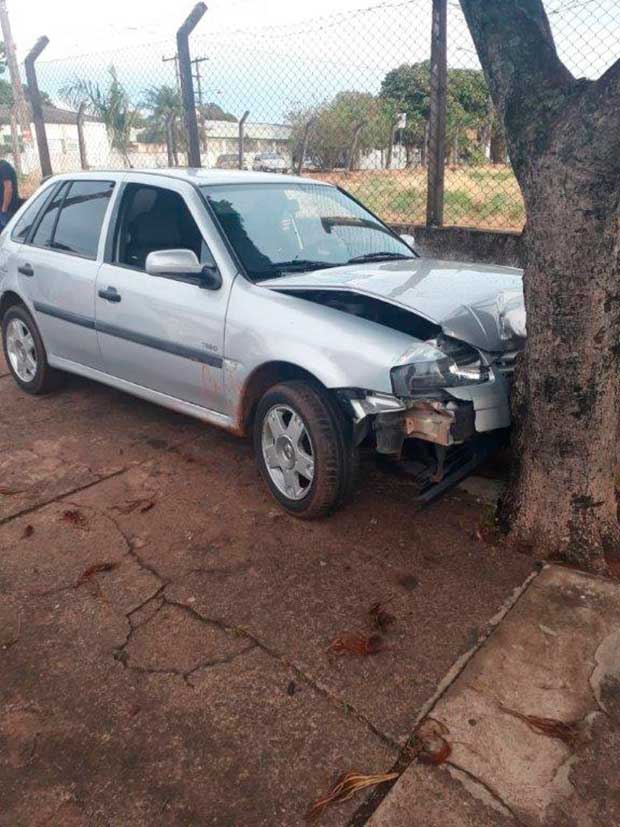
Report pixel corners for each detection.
[223,276,417,426]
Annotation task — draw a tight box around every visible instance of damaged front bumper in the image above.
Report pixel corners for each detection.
[339,366,511,456]
[337,368,511,499]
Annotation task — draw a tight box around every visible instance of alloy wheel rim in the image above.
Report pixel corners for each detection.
[6,318,37,383]
[261,404,315,500]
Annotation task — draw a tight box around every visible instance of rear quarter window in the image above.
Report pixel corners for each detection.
[10,184,57,243]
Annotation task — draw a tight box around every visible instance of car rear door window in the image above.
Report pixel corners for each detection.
[52,180,114,258]
[10,184,57,243]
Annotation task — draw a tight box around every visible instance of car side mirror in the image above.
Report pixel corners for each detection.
[400,233,415,249]
[145,248,222,290]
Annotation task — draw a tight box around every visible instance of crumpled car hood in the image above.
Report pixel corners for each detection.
[260,257,525,352]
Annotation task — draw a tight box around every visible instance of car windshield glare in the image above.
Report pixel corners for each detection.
[201,182,415,281]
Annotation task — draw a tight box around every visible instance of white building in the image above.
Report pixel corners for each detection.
[129,119,293,169]
[0,103,111,176]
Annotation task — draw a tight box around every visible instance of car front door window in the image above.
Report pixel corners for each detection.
[115,183,213,272]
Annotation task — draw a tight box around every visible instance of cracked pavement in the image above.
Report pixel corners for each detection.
[367,566,620,827]
[0,350,556,826]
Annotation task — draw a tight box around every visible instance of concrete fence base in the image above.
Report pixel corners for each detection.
[391,223,524,268]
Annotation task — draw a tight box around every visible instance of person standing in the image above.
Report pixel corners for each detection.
[0,151,19,230]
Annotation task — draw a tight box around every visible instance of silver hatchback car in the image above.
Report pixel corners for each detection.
[0,169,525,517]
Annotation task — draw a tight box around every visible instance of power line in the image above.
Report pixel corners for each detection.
[36,0,422,64]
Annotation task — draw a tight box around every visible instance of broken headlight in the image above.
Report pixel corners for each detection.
[391,342,489,398]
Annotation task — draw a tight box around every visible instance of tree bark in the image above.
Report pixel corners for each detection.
[460,0,620,572]
[489,122,506,164]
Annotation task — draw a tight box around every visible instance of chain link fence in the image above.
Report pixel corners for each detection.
[3,0,618,231]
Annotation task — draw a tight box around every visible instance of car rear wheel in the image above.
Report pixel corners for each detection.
[254,381,358,518]
[1,304,63,395]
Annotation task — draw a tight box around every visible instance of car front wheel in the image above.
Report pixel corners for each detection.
[1,304,63,394]
[254,381,357,518]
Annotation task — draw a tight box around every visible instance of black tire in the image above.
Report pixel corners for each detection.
[1,303,63,395]
[253,380,358,518]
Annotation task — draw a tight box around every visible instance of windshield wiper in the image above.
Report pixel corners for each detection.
[347,252,416,264]
[269,259,341,275]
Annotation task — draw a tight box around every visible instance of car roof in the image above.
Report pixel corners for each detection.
[46,168,334,188]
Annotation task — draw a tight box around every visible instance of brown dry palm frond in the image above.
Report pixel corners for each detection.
[499,704,583,748]
[306,770,399,822]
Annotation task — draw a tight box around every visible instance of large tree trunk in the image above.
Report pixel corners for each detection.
[460,0,620,572]
[502,148,620,571]
[489,122,506,163]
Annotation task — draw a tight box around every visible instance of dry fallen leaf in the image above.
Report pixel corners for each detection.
[75,561,119,587]
[306,770,399,822]
[112,498,155,515]
[62,509,88,528]
[369,601,395,632]
[328,634,383,656]
[415,717,452,765]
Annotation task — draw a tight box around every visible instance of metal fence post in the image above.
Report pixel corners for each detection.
[76,101,88,170]
[426,0,447,226]
[238,110,249,169]
[296,117,315,176]
[347,121,366,173]
[177,2,207,168]
[24,36,52,178]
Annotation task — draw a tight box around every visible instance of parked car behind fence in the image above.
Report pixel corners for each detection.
[252,153,289,174]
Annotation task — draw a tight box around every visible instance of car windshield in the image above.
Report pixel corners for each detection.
[201,182,416,281]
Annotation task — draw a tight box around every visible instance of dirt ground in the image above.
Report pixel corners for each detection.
[0,349,535,826]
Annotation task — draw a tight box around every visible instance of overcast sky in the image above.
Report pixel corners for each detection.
[11,0,375,59]
[8,0,620,123]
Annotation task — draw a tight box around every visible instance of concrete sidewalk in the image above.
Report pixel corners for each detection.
[367,565,620,827]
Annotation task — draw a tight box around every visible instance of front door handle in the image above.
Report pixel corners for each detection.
[98,286,122,303]
[18,263,34,277]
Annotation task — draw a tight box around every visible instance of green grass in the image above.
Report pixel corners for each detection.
[310,165,525,230]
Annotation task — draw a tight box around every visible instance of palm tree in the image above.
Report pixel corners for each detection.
[61,66,136,167]
[140,84,183,166]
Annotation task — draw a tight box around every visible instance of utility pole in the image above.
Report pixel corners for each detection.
[191,56,208,107]
[162,54,207,104]
[426,0,447,226]
[191,56,208,154]
[162,53,180,89]
[0,0,31,147]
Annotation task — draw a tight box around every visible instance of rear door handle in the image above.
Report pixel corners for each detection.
[98,286,122,303]
[18,263,34,277]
